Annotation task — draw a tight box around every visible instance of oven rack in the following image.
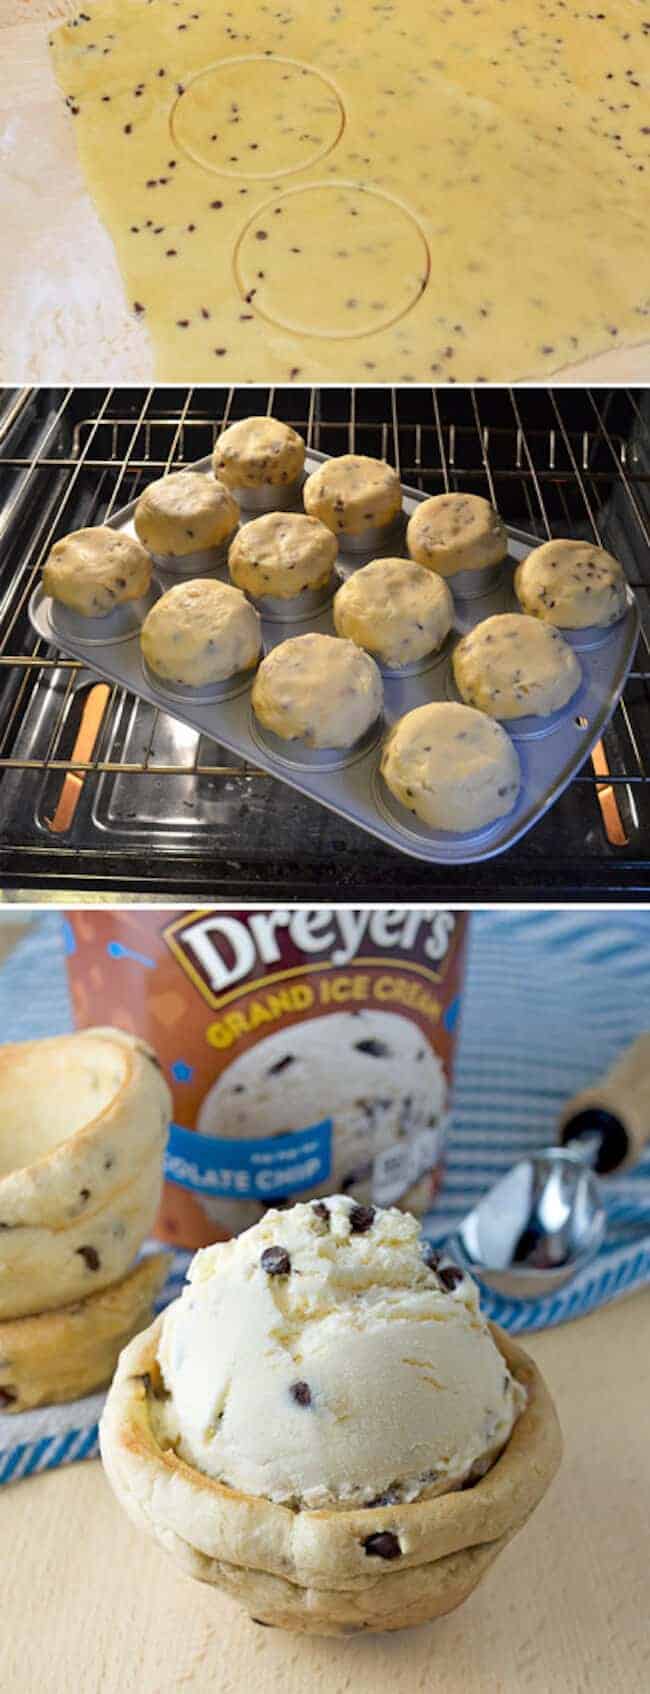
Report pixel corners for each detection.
[0,384,648,899]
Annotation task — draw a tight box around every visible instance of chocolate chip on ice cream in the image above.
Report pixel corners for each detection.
[349,1204,375,1235]
[260,1246,291,1276]
[290,1381,312,1407]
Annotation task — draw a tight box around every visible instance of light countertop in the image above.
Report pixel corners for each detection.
[2,1287,649,1694]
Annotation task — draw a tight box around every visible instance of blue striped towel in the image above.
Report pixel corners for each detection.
[1,909,649,1484]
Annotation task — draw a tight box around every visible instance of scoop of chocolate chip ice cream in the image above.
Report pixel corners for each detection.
[156,1197,525,1511]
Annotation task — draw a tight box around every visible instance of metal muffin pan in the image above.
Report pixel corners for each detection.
[142,656,259,706]
[249,573,337,624]
[250,710,385,773]
[230,474,305,513]
[333,512,407,557]
[29,448,640,865]
[150,537,234,579]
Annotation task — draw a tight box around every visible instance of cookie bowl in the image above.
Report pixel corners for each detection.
[100,1320,561,1636]
[0,1251,168,1414]
[0,1029,171,1320]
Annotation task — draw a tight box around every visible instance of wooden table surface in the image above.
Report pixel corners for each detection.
[2,1287,649,1694]
[2,2,650,385]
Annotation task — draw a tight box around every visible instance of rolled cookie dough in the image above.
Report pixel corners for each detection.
[0,1252,168,1414]
[303,456,402,538]
[251,632,383,747]
[43,526,152,616]
[134,470,239,557]
[213,417,305,490]
[333,557,453,666]
[381,701,521,831]
[407,495,508,579]
[453,613,581,718]
[140,578,262,685]
[514,539,628,629]
[50,0,650,383]
[228,512,337,600]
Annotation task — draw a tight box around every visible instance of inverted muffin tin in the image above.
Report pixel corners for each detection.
[30,450,640,865]
[230,474,305,514]
[150,539,233,580]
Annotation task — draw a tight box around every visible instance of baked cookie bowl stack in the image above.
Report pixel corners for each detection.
[0,1028,171,1413]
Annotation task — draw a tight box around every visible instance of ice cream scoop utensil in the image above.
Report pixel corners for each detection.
[445,1035,650,1299]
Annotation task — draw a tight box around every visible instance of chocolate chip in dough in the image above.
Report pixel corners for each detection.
[260,1246,291,1276]
[422,1242,442,1271]
[290,1380,312,1407]
[363,1532,402,1559]
[354,1038,391,1058]
[76,1244,101,1271]
[0,1387,17,1408]
[439,1264,464,1291]
[349,1204,375,1235]
[312,1201,330,1228]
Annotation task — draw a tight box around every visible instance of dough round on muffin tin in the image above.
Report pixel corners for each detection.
[407,494,508,582]
[212,416,305,509]
[453,613,582,719]
[133,470,239,564]
[0,1028,170,1321]
[228,511,338,604]
[303,455,403,547]
[380,701,521,833]
[42,526,153,616]
[140,578,262,689]
[514,539,628,630]
[251,632,383,749]
[0,1251,168,1414]
[333,557,454,669]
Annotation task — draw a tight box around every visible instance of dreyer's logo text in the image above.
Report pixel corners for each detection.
[164,908,457,1007]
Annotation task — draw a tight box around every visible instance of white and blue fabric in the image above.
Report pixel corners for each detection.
[1,909,649,1484]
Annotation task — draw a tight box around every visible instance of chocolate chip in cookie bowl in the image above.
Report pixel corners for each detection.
[363,1531,402,1559]
[0,1028,170,1322]
[100,1197,562,1634]
[212,416,306,513]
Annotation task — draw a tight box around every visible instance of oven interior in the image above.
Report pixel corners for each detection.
[0,385,648,899]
